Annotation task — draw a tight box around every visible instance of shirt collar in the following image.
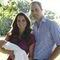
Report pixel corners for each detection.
[35,16,46,24]
[42,17,46,22]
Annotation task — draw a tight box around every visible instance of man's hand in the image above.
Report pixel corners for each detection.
[48,45,60,60]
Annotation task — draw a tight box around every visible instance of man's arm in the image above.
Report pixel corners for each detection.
[49,21,60,60]
[49,45,60,60]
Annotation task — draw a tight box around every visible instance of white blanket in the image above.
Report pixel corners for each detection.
[2,42,29,60]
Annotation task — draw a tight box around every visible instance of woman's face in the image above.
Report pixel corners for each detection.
[17,15,27,31]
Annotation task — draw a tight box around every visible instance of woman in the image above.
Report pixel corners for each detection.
[0,12,35,60]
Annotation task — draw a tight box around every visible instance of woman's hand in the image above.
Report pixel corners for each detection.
[6,49,15,60]
[2,48,15,60]
[9,50,15,60]
[29,57,33,60]
[0,40,15,60]
[0,40,7,48]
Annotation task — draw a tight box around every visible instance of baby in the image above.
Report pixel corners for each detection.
[0,40,29,60]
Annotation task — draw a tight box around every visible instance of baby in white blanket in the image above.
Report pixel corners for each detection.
[2,42,29,60]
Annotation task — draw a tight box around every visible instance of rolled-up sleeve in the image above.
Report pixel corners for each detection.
[50,21,60,45]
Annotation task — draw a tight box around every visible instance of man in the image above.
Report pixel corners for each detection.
[30,1,60,60]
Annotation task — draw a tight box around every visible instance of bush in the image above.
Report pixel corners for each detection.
[0,17,12,36]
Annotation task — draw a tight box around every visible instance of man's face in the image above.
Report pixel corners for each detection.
[31,3,42,20]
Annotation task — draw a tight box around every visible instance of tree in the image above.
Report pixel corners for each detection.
[44,10,55,19]
[0,0,17,36]
[0,0,30,36]
[17,0,30,13]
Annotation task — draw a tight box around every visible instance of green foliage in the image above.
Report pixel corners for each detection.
[17,0,30,13]
[44,10,55,19]
[0,17,12,36]
[0,0,59,36]
[0,0,30,36]
[0,4,2,7]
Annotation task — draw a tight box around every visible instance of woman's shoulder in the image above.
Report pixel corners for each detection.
[5,32,13,41]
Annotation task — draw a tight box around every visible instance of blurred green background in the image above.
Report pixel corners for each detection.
[0,0,60,36]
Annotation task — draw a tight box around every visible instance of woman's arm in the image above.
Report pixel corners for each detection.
[29,43,35,60]
[0,40,7,48]
[2,48,15,60]
[0,40,15,60]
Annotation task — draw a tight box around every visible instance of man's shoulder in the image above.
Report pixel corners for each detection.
[45,18,57,25]
[45,18,53,22]
[45,18,59,29]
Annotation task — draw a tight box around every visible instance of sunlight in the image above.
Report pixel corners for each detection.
[33,0,60,15]
[55,54,60,60]
[3,0,9,6]
[0,52,9,60]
